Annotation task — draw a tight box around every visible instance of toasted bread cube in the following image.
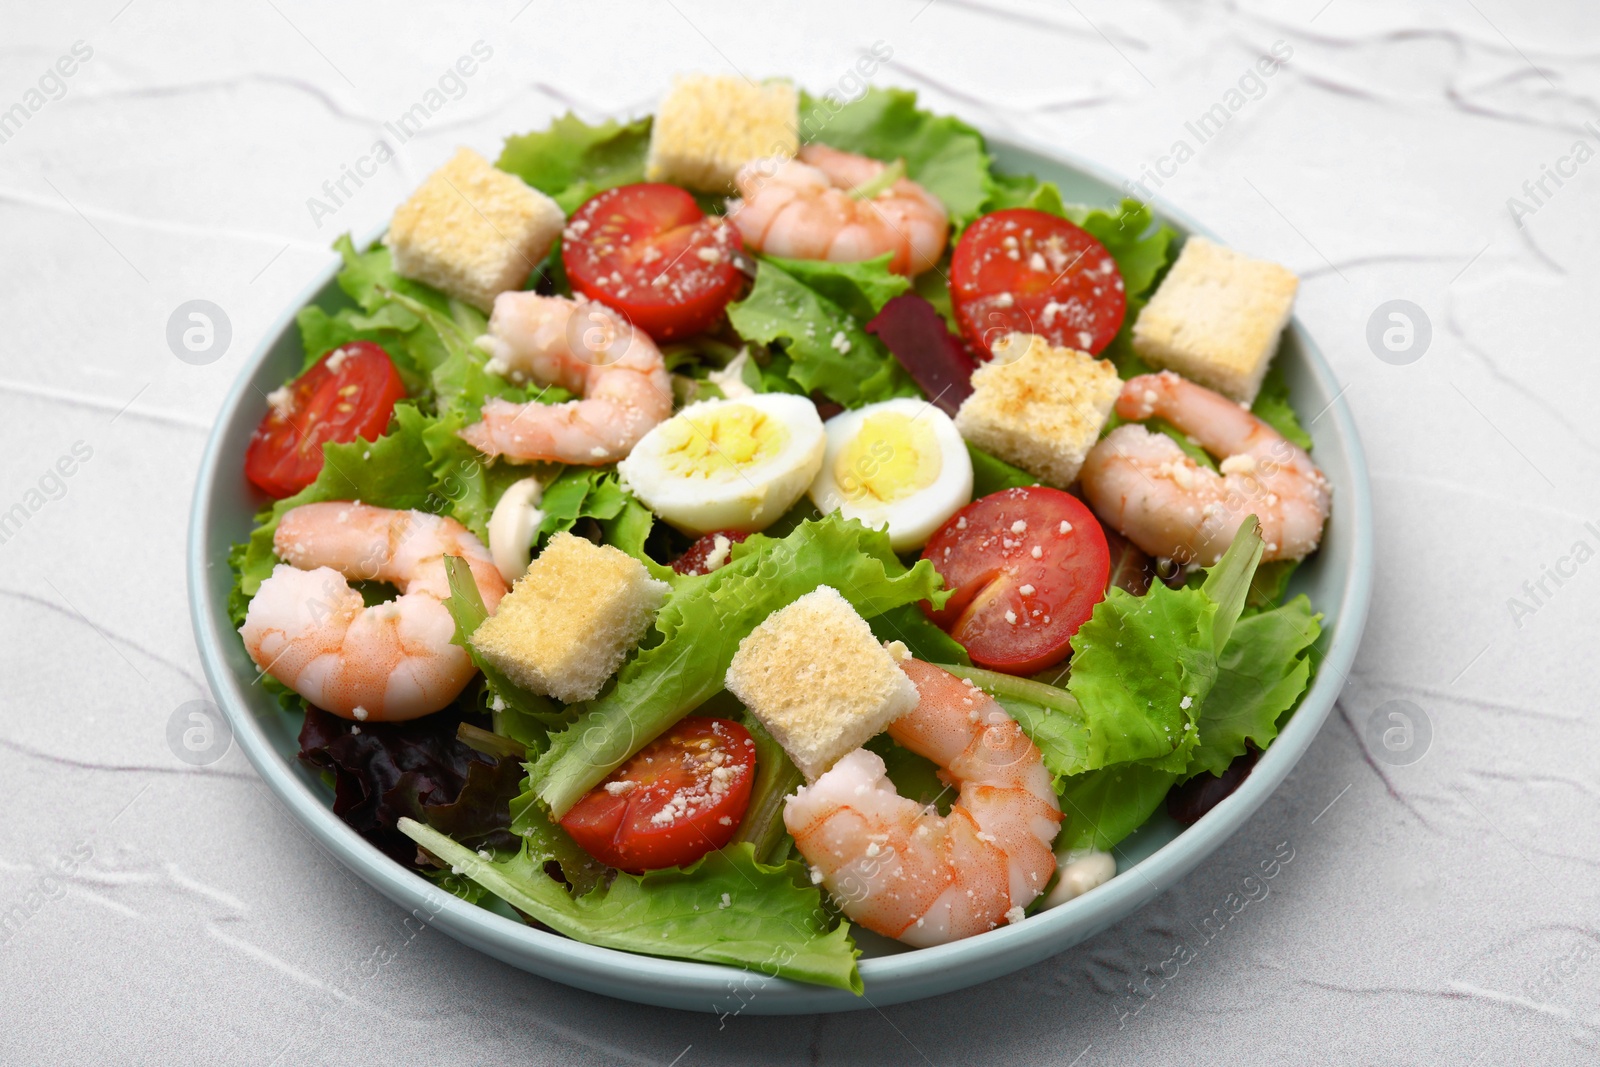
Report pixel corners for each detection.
[470,532,669,704]
[646,74,798,193]
[954,332,1122,488]
[725,586,918,781]
[388,147,563,312]
[1131,236,1299,404]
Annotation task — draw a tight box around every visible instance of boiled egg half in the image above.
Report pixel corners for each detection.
[619,393,825,535]
[808,397,973,551]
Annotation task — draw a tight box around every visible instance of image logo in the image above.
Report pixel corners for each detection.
[1363,699,1431,766]
[167,699,233,766]
[166,300,232,365]
[1366,300,1431,366]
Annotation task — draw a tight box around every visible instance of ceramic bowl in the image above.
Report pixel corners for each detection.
[187,135,1372,1014]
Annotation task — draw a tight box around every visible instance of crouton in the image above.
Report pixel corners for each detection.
[954,332,1122,488]
[388,147,564,312]
[470,532,669,704]
[1131,236,1299,404]
[646,74,799,193]
[724,585,918,781]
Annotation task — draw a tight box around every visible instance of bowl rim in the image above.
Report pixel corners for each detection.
[186,130,1372,1015]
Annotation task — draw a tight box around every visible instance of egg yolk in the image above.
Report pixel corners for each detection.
[833,412,942,504]
[657,403,788,481]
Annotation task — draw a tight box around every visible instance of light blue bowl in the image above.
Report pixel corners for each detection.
[187,136,1373,1014]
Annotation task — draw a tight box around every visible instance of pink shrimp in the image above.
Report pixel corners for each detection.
[728,144,949,276]
[239,503,507,722]
[784,659,1062,947]
[460,293,672,465]
[1080,371,1331,565]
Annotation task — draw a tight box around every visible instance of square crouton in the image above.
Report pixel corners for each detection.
[1131,236,1299,404]
[954,332,1122,488]
[646,74,798,193]
[388,147,564,312]
[724,585,918,781]
[470,532,669,704]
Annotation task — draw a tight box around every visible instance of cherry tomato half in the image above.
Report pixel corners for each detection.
[243,341,405,498]
[949,208,1126,359]
[562,183,745,341]
[559,718,756,872]
[921,487,1110,674]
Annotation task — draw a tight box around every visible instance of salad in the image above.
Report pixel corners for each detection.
[227,75,1327,993]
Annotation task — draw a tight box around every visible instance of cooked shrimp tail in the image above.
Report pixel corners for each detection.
[729,144,950,277]
[1080,371,1331,565]
[784,658,1062,947]
[239,503,508,722]
[460,293,673,465]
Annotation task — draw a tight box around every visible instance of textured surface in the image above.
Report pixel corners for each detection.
[2,1,1596,1063]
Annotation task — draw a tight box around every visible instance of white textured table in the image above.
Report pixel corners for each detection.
[4,1,1596,1062]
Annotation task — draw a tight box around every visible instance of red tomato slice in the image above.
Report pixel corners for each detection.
[243,341,405,498]
[921,487,1110,674]
[671,529,749,576]
[949,208,1126,358]
[563,183,745,341]
[559,718,756,872]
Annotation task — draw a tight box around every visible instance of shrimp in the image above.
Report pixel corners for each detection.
[1079,371,1331,566]
[784,659,1062,947]
[239,502,508,723]
[728,144,949,277]
[459,293,672,465]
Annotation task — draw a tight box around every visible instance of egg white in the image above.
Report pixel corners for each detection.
[808,398,973,551]
[619,393,825,535]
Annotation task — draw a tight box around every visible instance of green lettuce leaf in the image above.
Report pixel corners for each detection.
[967,442,1036,496]
[506,782,607,894]
[400,820,862,992]
[312,235,493,386]
[801,88,994,225]
[1054,764,1178,852]
[1248,559,1300,610]
[731,712,806,865]
[1185,595,1321,778]
[599,495,674,582]
[529,515,948,816]
[1066,583,1214,772]
[762,254,909,323]
[868,603,970,666]
[536,466,629,540]
[1060,199,1175,302]
[727,257,918,407]
[982,171,1066,215]
[1250,365,1313,450]
[1065,519,1262,773]
[496,113,652,215]
[912,268,959,331]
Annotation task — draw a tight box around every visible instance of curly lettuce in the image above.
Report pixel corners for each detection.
[1065,518,1262,773]
[496,113,652,214]
[802,87,994,226]
[727,255,917,407]
[401,821,862,992]
[1185,595,1321,778]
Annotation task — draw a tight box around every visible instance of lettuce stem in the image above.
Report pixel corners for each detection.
[732,713,805,865]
